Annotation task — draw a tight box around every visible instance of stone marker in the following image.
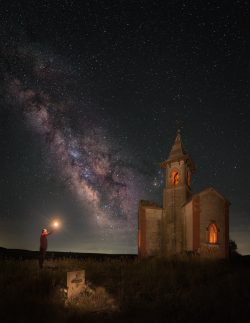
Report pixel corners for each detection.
[67,270,85,299]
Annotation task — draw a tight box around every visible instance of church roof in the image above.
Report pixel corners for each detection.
[182,187,231,207]
[161,130,195,171]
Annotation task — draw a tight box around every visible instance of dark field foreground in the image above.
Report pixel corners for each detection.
[1,256,250,323]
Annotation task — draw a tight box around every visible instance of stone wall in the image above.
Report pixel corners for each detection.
[138,185,229,259]
[198,188,229,258]
[163,161,192,254]
[138,206,162,258]
[182,188,229,258]
[183,200,193,251]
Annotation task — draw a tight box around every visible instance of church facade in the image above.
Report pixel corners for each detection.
[138,131,230,258]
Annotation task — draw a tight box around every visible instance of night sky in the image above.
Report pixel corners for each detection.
[0,1,249,254]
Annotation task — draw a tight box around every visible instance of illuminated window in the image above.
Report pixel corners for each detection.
[171,170,179,186]
[208,223,218,244]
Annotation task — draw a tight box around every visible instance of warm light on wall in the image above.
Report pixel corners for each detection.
[208,223,218,244]
[171,170,179,186]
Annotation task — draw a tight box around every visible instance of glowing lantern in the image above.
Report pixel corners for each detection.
[53,221,59,228]
[52,220,60,229]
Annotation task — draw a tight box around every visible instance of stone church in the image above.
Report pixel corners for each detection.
[138,130,230,258]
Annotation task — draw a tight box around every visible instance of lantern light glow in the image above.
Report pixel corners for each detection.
[53,221,60,229]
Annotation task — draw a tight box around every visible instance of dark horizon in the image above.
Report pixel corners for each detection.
[0,245,138,256]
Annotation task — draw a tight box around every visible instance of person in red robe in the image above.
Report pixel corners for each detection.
[39,229,53,269]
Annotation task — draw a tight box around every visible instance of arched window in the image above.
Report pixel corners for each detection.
[171,170,179,186]
[208,223,218,244]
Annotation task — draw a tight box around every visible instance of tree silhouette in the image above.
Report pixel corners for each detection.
[229,239,240,257]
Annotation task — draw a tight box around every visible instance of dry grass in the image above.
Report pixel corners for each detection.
[0,256,250,322]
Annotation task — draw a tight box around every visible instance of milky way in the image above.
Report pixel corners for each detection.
[1,0,250,254]
[4,45,153,233]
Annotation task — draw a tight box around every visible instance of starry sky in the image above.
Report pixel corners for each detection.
[0,0,249,254]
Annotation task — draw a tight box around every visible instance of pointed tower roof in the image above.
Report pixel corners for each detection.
[167,129,186,161]
[160,130,195,171]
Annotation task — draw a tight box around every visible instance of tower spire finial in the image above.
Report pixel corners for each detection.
[160,130,195,172]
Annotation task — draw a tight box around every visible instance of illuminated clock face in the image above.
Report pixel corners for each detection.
[171,170,179,186]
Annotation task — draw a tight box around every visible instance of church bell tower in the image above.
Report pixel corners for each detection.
[160,130,195,255]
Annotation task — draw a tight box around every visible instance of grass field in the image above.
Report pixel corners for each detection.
[1,256,250,323]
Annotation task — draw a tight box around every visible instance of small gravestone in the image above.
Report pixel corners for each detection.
[67,270,85,299]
